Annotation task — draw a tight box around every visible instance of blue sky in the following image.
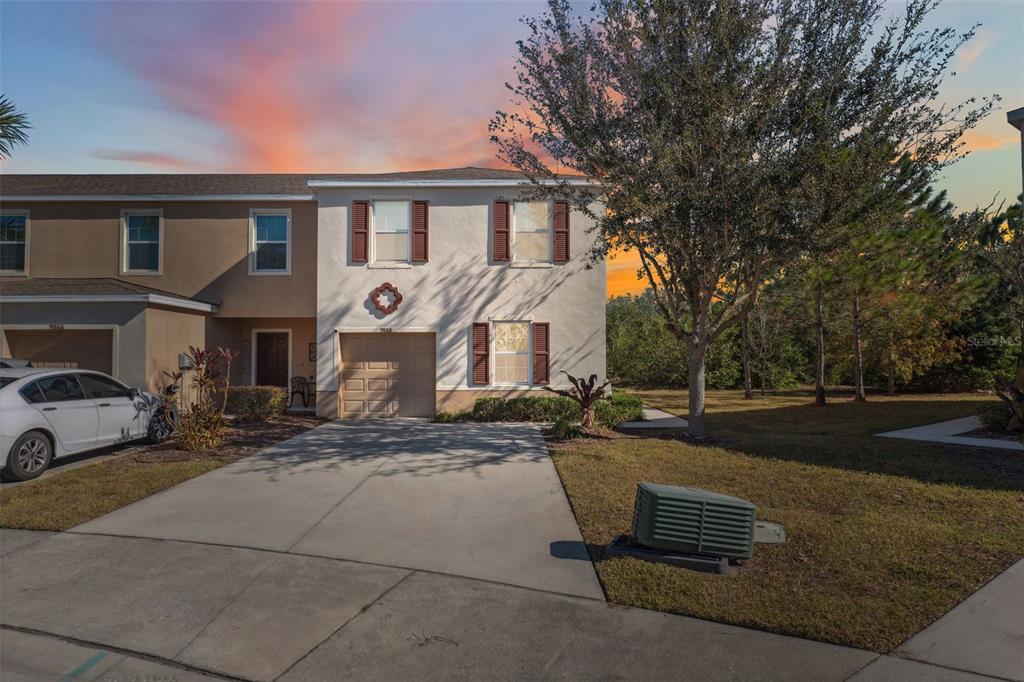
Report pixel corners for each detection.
[1,0,1021,227]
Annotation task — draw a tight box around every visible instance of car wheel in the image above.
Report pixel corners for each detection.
[2,431,54,482]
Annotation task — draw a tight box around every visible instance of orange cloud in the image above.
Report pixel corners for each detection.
[962,129,1018,153]
[607,248,647,298]
[93,149,192,169]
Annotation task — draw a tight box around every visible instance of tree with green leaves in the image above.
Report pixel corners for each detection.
[978,196,1024,364]
[0,96,30,159]
[492,0,994,437]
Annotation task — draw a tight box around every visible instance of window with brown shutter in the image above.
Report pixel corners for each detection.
[351,201,369,263]
[532,322,550,384]
[412,200,429,262]
[553,201,569,263]
[493,200,510,262]
[472,323,489,385]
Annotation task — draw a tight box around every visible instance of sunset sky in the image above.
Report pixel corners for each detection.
[2,0,1021,297]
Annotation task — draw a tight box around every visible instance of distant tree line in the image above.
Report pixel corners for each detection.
[608,196,1022,396]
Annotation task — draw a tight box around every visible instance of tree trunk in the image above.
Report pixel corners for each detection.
[1019,315,1024,369]
[886,328,896,396]
[741,315,753,400]
[814,286,827,407]
[688,341,708,439]
[580,404,595,429]
[853,294,867,402]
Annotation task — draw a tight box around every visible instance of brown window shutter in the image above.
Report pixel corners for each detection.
[532,322,550,384]
[412,200,429,262]
[472,323,489,385]
[553,201,569,263]
[351,201,369,262]
[493,200,510,262]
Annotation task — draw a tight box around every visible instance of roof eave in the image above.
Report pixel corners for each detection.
[306,178,601,189]
[1008,106,1024,131]
[0,194,316,202]
[0,293,218,313]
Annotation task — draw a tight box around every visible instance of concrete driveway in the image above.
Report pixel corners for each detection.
[72,419,602,599]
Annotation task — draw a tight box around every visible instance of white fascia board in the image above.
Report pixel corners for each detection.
[1,195,315,202]
[306,178,601,189]
[0,294,217,313]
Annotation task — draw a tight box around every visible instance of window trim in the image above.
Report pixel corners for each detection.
[249,208,292,276]
[120,208,164,275]
[511,200,553,265]
[0,208,30,276]
[491,320,532,387]
[369,198,413,265]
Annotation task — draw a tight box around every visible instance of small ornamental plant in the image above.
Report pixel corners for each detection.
[544,371,610,429]
[994,368,1024,444]
[175,346,237,451]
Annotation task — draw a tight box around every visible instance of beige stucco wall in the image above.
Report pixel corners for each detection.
[0,301,148,387]
[2,200,317,317]
[144,306,207,394]
[315,187,606,418]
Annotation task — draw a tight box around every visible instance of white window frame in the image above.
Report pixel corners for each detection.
[0,208,30,276]
[369,199,413,266]
[511,200,553,265]
[249,208,292,275]
[491,320,532,386]
[119,209,164,275]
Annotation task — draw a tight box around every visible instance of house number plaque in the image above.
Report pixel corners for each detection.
[370,282,403,316]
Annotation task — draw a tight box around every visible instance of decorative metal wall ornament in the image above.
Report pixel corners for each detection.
[370,282,403,315]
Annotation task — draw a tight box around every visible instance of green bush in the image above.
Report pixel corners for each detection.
[548,415,583,441]
[433,410,473,423]
[978,403,1012,433]
[220,386,288,422]
[470,393,643,428]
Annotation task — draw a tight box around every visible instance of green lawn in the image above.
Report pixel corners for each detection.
[0,415,321,531]
[550,389,1023,652]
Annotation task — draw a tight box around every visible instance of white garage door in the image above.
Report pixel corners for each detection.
[340,332,435,417]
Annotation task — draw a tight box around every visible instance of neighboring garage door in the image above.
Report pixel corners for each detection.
[4,329,114,374]
[340,332,435,417]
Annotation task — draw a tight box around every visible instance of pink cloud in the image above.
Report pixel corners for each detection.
[94,2,519,172]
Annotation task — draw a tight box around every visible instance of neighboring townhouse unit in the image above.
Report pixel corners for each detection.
[0,168,606,419]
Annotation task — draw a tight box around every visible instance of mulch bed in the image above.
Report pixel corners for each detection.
[129,415,325,464]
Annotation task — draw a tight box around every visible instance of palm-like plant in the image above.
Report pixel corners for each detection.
[0,96,31,159]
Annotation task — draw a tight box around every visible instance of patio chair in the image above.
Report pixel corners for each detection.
[290,376,309,408]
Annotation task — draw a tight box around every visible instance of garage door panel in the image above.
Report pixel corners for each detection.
[5,329,114,375]
[340,333,435,417]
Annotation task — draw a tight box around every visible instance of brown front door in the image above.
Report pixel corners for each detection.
[256,332,289,387]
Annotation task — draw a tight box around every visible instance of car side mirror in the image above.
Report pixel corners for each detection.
[129,387,141,399]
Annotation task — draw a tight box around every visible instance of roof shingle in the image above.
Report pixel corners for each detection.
[0,167,586,197]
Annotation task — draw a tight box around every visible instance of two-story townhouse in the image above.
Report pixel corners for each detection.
[0,168,606,419]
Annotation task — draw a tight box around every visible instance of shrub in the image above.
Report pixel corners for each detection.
[472,396,576,422]
[595,393,644,426]
[433,410,473,423]
[173,346,237,451]
[548,415,583,441]
[220,386,288,422]
[470,392,642,428]
[978,403,1013,433]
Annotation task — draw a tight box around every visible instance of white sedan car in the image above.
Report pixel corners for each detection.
[0,368,160,481]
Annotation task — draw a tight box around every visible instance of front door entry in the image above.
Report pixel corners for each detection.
[256,332,289,387]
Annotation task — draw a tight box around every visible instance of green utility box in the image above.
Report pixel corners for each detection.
[632,482,757,560]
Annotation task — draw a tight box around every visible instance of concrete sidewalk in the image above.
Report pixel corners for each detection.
[71,420,602,599]
[1,530,877,681]
[877,415,1024,451]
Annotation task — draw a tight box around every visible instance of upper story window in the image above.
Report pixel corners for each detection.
[121,209,162,274]
[512,201,551,264]
[372,200,410,263]
[494,321,531,384]
[249,209,291,275]
[1,211,29,275]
